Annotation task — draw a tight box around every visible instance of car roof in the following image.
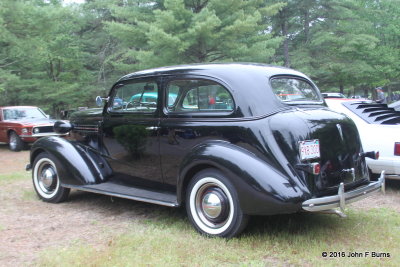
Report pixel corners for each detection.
[324,98,353,101]
[0,106,38,109]
[117,63,315,117]
[119,63,305,80]
[323,92,343,95]
[322,92,345,98]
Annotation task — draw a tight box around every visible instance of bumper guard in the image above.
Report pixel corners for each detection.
[302,171,385,215]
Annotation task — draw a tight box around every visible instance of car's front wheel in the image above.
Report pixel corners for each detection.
[8,131,24,152]
[186,168,249,238]
[32,152,70,203]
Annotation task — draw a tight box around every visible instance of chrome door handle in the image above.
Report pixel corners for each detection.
[145,126,160,131]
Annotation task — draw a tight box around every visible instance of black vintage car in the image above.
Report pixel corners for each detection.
[27,63,385,237]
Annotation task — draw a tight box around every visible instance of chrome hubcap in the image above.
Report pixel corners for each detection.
[9,134,16,149]
[202,192,222,218]
[195,184,230,228]
[38,164,57,194]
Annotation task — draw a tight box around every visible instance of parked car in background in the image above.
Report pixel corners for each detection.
[0,106,65,151]
[325,98,400,180]
[350,95,368,100]
[27,64,384,238]
[322,92,346,98]
[389,100,400,111]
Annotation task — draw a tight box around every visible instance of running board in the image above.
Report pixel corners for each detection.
[64,181,178,207]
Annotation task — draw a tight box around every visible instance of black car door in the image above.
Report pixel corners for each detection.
[101,77,163,186]
[159,77,236,186]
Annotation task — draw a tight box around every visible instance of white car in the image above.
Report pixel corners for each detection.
[325,98,400,179]
[322,92,346,98]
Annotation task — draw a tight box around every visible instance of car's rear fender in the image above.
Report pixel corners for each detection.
[178,141,311,215]
[30,136,112,186]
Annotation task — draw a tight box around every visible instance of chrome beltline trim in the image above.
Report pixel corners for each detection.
[302,171,385,212]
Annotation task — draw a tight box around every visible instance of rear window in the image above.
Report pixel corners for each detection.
[270,77,322,103]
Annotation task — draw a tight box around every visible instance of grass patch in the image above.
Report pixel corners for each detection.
[38,208,400,267]
[22,190,36,201]
[0,171,30,184]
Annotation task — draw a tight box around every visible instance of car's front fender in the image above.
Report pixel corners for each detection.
[30,137,112,186]
[178,141,311,215]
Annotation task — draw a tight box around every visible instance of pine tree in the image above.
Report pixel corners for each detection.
[103,0,282,71]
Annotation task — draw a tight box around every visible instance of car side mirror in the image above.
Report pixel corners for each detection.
[96,96,109,107]
[54,120,73,134]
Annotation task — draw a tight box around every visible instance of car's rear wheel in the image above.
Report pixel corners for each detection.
[186,168,249,238]
[32,152,70,203]
[8,131,24,152]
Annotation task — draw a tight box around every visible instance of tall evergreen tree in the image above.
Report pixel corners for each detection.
[0,0,96,113]
[103,0,283,71]
[1,0,400,111]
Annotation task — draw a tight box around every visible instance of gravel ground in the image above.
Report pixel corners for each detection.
[0,144,399,266]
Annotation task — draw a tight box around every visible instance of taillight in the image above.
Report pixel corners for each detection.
[311,162,320,175]
[394,143,400,156]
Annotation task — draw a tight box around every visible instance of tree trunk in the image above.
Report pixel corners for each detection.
[303,9,310,43]
[371,87,376,100]
[339,84,344,95]
[280,11,290,67]
[363,88,369,98]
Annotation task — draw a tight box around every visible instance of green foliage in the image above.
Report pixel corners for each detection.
[0,0,96,114]
[1,0,400,111]
[103,0,282,71]
[270,0,400,95]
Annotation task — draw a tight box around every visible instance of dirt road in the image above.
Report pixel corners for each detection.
[0,144,399,266]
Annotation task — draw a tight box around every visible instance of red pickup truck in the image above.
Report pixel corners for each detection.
[0,106,65,151]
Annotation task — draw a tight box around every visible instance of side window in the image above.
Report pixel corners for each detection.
[166,79,234,113]
[110,80,158,113]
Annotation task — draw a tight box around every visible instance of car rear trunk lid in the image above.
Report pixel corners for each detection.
[268,106,369,197]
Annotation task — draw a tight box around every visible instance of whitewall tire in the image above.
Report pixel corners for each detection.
[186,168,248,238]
[32,152,70,203]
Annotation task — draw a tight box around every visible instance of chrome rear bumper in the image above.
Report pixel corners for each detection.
[302,171,385,213]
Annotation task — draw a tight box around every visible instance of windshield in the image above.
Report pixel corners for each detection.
[3,107,47,121]
[270,77,322,103]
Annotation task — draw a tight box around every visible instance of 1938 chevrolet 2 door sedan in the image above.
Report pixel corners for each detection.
[27,64,385,237]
